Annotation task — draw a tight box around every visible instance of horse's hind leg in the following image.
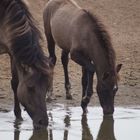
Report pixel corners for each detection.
[11,59,22,120]
[61,50,72,99]
[45,28,56,100]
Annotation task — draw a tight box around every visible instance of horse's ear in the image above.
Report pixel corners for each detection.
[116,64,122,73]
[21,64,33,74]
[102,72,110,81]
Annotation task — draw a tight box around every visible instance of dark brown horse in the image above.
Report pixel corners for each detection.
[43,0,122,115]
[0,0,53,128]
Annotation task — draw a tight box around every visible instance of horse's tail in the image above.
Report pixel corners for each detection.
[43,3,56,64]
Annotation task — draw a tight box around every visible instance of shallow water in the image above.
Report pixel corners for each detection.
[0,105,140,140]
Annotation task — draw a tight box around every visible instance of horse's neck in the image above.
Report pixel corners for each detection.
[92,45,111,80]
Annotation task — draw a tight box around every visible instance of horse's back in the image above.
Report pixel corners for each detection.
[44,0,84,51]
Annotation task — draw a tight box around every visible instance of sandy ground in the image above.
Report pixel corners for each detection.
[0,0,140,112]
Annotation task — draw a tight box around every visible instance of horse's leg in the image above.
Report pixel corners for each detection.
[10,59,22,120]
[61,50,72,99]
[45,29,56,100]
[70,50,95,113]
[81,71,94,114]
[81,67,88,98]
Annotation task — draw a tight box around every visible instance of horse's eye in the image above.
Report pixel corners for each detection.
[113,86,118,92]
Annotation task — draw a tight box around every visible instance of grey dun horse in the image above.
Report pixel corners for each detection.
[43,0,122,115]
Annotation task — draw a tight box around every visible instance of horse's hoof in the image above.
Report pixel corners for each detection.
[66,94,72,100]
[82,108,88,115]
[82,96,90,103]
[16,116,23,122]
[81,99,89,114]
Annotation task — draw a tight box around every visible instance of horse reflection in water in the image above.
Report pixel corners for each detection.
[13,114,116,140]
[81,115,93,140]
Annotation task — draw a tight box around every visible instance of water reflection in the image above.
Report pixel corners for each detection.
[63,114,71,140]
[14,120,21,140]
[81,115,93,140]
[13,113,116,140]
[29,130,48,140]
[48,112,53,140]
[97,116,116,140]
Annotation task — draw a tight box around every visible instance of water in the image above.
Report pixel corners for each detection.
[0,105,140,140]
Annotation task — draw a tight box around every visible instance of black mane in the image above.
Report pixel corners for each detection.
[1,0,46,69]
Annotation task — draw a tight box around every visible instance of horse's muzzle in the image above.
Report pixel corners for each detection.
[33,116,48,129]
[103,106,114,115]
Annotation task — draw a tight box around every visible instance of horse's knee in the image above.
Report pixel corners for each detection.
[14,107,22,120]
[49,56,56,65]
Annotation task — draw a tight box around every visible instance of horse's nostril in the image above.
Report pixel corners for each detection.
[38,119,44,125]
[38,118,48,126]
[103,106,114,115]
[38,120,41,124]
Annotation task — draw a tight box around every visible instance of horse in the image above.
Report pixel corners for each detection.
[0,0,53,128]
[43,0,122,115]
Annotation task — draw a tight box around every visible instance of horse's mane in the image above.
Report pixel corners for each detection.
[1,0,49,72]
[83,10,116,73]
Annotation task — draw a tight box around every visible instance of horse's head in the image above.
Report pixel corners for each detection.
[96,64,122,115]
[17,61,53,129]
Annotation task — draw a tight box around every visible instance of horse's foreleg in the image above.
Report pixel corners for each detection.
[81,67,88,98]
[81,70,95,114]
[81,72,94,114]
[81,67,88,113]
[61,51,72,99]
[11,60,22,120]
[70,50,95,112]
